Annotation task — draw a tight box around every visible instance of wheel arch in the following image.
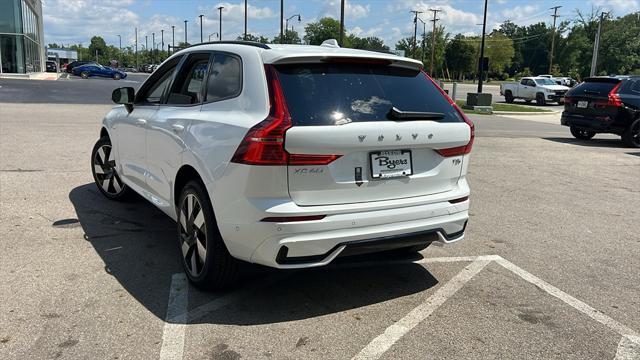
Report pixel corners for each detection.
[100,127,109,139]
[174,164,206,208]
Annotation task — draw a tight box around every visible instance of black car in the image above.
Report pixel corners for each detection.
[45,60,57,72]
[66,60,96,73]
[561,76,640,147]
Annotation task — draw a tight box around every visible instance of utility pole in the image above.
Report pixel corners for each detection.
[171,25,175,54]
[410,10,423,58]
[244,0,248,40]
[590,11,607,77]
[135,27,138,69]
[548,6,562,74]
[279,0,284,43]
[339,0,345,46]
[184,20,188,45]
[477,0,488,93]
[428,8,442,76]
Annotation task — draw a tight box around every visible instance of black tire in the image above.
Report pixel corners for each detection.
[558,100,565,105]
[177,180,238,290]
[621,118,640,148]
[113,73,121,80]
[81,71,89,79]
[91,136,132,200]
[504,91,514,103]
[570,126,596,140]
[536,93,546,106]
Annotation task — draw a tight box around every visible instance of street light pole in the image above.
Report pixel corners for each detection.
[217,7,224,41]
[477,0,488,93]
[184,20,188,45]
[135,27,138,69]
[209,33,219,42]
[339,0,345,46]
[285,14,301,44]
[279,0,283,43]
[244,0,248,40]
[152,32,155,64]
[117,34,121,66]
[171,25,175,54]
[199,14,204,43]
[161,29,164,60]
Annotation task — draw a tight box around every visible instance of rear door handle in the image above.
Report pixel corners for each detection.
[135,118,147,126]
[171,124,185,132]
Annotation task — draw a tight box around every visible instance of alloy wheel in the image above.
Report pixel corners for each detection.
[93,144,124,195]
[179,194,207,277]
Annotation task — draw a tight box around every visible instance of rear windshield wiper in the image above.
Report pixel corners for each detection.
[387,106,445,121]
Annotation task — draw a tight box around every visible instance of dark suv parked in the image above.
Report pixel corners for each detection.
[562,76,640,147]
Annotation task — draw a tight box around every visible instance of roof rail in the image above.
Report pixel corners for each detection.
[186,40,270,50]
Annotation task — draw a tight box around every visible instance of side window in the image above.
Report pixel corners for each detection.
[520,79,528,86]
[205,53,242,102]
[138,56,182,104]
[629,80,640,94]
[167,53,211,105]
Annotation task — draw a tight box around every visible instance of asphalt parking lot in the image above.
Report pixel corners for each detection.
[1,77,639,359]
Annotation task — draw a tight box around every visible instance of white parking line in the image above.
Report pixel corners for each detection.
[495,257,639,338]
[352,258,491,360]
[159,273,189,360]
[615,335,640,360]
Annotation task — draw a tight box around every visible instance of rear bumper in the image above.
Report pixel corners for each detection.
[246,197,469,269]
[561,112,622,133]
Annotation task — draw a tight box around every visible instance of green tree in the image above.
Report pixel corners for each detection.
[272,29,302,44]
[303,17,344,45]
[347,35,389,51]
[422,25,449,76]
[484,31,514,74]
[445,35,475,79]
[237,34,270,44]
[88,36,108,63]
[395,37,421,60]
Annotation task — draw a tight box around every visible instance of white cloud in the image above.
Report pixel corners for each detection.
[590,0,640,14]
[321,0,370,20]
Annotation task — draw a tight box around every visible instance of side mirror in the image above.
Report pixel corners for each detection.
[112,87,135,113]
[112,87,135,104]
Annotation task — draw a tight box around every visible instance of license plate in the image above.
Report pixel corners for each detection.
[370,150,412,179]
[577,101,588,108]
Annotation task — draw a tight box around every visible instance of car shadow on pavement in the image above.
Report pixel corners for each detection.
[543,137,627,148]
[69,183,439,325]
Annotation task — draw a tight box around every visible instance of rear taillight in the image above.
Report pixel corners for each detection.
[422,72,474,157]
[231,65,341,166]
[607,82,623,107]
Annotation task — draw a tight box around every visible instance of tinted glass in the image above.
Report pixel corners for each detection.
[138,56,182,104]
[206,54,242,102]
[535,78,556,85]
[569,80,619,96]
[626,80,640,94]
[276,64,461,126]
[167,53,210,105]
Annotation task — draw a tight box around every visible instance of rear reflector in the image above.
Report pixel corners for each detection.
[289,154,342,165]
[261,215,326,222]
[422,71,474,157]
[449,196,469,204]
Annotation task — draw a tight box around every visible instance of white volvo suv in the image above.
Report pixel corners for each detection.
[92,40,474,289]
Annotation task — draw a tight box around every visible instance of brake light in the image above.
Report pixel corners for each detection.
[421,71,474,157]
[607,82,623,107]
[231,65,341,166]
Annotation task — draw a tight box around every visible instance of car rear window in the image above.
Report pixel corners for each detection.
[275,63,462,126]
[569,80,620,96]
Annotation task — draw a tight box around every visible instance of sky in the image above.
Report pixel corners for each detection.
[42,0,640,50]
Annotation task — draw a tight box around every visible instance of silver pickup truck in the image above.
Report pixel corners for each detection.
[500,77,571,105]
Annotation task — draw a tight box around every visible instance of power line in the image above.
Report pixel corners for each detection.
[428,8,442,75]
[549,6,562,73]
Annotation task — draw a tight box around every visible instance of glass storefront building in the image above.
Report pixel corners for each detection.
[0,0,45,73]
